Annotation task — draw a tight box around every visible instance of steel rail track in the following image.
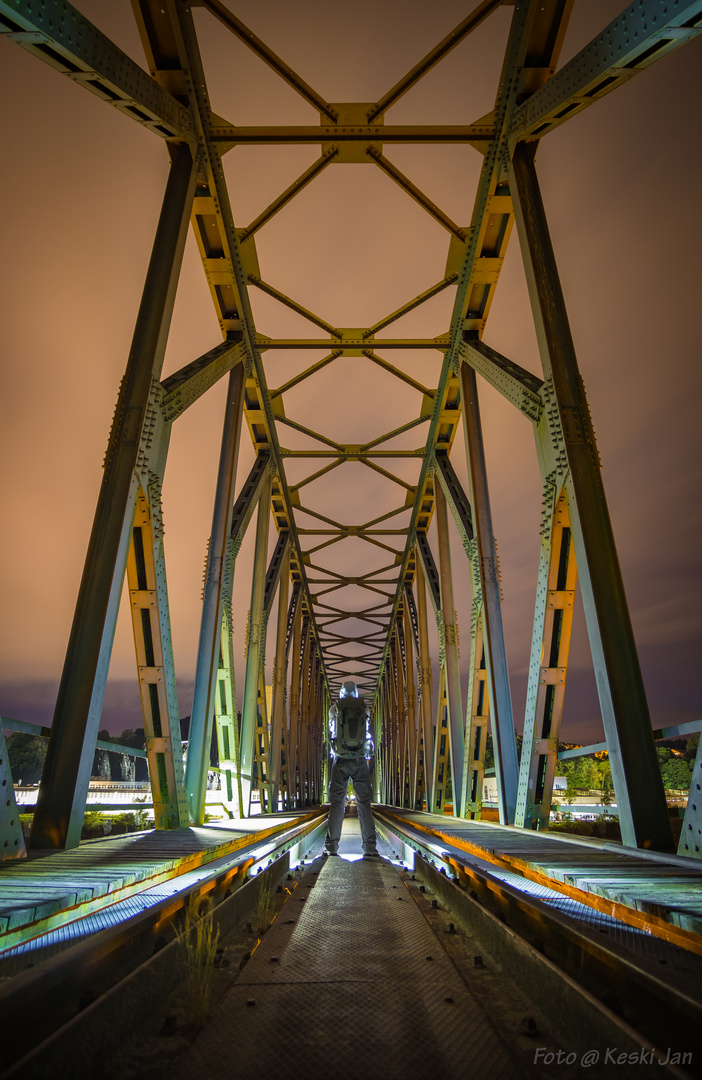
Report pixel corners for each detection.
[374,810,702,1078]
[0,812,328,1077]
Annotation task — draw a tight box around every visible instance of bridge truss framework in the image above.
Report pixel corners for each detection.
[1,0,700,856]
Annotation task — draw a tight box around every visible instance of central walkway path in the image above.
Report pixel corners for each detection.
[174,818,519,1080]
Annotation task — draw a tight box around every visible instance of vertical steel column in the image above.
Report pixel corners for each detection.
[415,557,435,812]
[0,725,25,860]
[321,683,330,800]
[434,484,465,815]
[403,599,419,809]
[215,600,242,816]
[287,606,303,807]
[391,652,401,806]
[460,362,519,823]
[307,651,319,804]
[305,655,318,805]
[397,626,410,806]
[239,470,272,816]
[392,632,406,805]
[463,611,489,820]
[298,631,311,804]
[375,678,387,803]
[255,673,271,810]
[127,489,189,830]
[385,675,396,805]
[312,662,324,803]
[268,542,290,812]
[510,144,673,851]
[517,494,576,830]
[186,362,246,823]
[31,147,195,849]
[679,738,702,860]
[433,670,450,812]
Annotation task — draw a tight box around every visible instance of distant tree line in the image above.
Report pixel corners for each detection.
[6,728,149,784]
[6,727,698,793]
[92,729,149,782]
[476,732,697,797]
[554,734,698,795]
[5,732,48,784]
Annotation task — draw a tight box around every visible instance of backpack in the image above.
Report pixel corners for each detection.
[335,696,367,756]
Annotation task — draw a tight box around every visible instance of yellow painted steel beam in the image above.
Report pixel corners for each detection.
[367,0,505,121]
[210,124,495,147]
[127,489,190,830]
[371,0,574,722]
[256,336,450,349]
[134,0,331,688]
[200,0,339,123]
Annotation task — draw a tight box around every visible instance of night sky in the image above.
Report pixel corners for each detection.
[0,1,700,747]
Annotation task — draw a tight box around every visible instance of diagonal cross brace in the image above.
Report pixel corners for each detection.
[462,337,544,422]
[416,532,442,616]
[230,453,272,557]
[161,337,246,422]
[434,451,474,550]
[264,531,291,618]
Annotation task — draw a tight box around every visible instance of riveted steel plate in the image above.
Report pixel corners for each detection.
[174,851,518,1080]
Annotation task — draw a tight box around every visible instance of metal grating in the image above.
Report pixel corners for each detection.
[173,842,519,1080]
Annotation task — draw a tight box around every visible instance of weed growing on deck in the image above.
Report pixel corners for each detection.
[177,896,221,1028]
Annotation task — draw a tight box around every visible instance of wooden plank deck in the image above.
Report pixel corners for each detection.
[0,814,315,951]
[383,810,702,950]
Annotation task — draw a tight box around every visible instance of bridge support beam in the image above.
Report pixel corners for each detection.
[186,362,246,824]
[268,540,291,811]
[285,602,300,808]
[415,556,435,812]
[30,146,196,850]
[459,365,519,824]
[434,484,465,816]
[510,144,673,852]
[403,597,419,809]
[127,485,189,830]
[239,469,273,816]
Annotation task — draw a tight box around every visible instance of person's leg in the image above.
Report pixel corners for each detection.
[325,759,349,853]
[350,759,377,853]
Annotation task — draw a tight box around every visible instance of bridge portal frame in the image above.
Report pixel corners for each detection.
[0,0,698,853]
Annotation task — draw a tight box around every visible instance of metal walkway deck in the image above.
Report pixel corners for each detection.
[172,820,519,1080]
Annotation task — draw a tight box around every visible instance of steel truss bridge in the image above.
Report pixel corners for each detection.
[1,0,701,866]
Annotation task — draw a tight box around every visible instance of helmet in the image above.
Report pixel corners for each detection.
[341,680,358,698]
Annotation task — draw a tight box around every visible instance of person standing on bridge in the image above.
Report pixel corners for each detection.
[324,680,378,858]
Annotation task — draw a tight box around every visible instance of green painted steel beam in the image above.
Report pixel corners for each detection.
[558,721,702,760]
[29,146,196,850]
[510,0,702,143]
[0,0,193,141]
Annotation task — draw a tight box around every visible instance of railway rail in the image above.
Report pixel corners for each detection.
[375,810,702,1077]
[0,809,700,1079]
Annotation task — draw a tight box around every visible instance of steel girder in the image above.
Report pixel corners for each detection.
[4,0,697,847]
[30,144,197,849]
[509,144,673,850]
